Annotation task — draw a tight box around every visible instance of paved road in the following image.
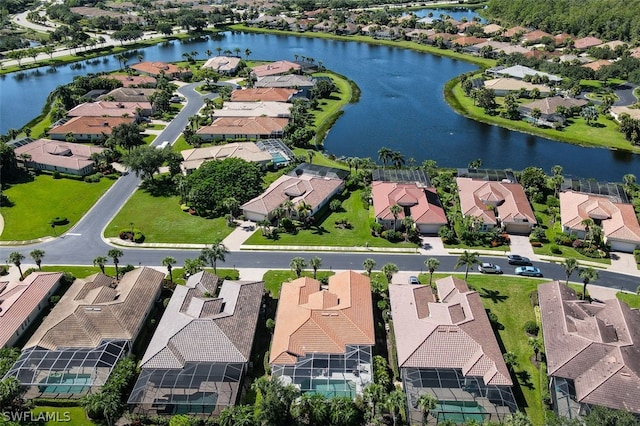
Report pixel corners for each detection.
[613,83,639,106]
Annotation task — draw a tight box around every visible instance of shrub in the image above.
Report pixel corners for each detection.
[49,295,61,305]
[83,172,103,183]
[121,264,135,274]
[572,239,583,248]
[334,218,353,229]
[438,226,457,244]
[531,241,543,247]
[550,244,562,254]
[524,320,540,336]
[0,265,8,276]
[529,290,539,307]
[530,226,546,242]
[384,230,402,242]
[546,195,560,207]
[280,217,295,232]
[371,222,383,236]
[555,232,576,246]
[163,298,171,308]
[23,267,38,279]
[133,232,145,243]
[329,199,342,212]
[52,171,61,179]
[634,249,640,264]
[51,217,69,226]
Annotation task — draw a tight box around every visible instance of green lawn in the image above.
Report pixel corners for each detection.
[104,183,233,244]
[0,175,114,241]
[30,406,94,425]
[169,267,240,286]
[311,71,354,145]
[263,269,335,298]
[41,265,117,278]
[243,189,417,248]
[617,291,640,308]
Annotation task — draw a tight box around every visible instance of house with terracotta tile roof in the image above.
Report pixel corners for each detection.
[14,138,104,176]
[522,30,553,43]
[502,26,527,39]
[214,101,292,118]
[560,190,640,252]
[464,41,530,57]
[456,177,537,234]
[130,61,184,78]
[389,276,516,425]
[196,116,288,141]
[482,24,503,35]
[181,142,273,173]
[108,75,157,87]
[67,101,152,118]
[48,116,135,142]
[452,36,487,47]
[553,33,573,46]
[4,268,163,398]
[582,59,612,72]
[255,75,316,90]
[519,97,588,126]
[539,281,640,419]
[482,78,551,96]
[241,163,345,222]
[202,56,241,75]
[231,88,300,102]
[573,36,602,50]
[128,272,264,415]
[0,272,63,349]
[371,181,447,234]
[98,87,157,103]
[251,60,301,78]
[270,271,375,399]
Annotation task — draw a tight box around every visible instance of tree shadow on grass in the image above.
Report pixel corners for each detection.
[479,287,508,303]
[515,370,534,390]
[311,225,329,235]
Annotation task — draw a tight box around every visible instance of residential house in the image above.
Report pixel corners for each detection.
[48,116,135,142]
[69,6,140,22]
[390,276,516,425]
[214,101,292,118]
[464,41,530,57]
[128,272,264,415]
[4,268,164,398]
[486,65,563,83]
[482,24,503,35]
[67,101,152,118]
[0,272,63,349]
[482,78,551,96]
[202,56,241,75]
[14,138,104,176]
[600,40,627,50]
[522,30,553,44]
[560,190,640,252]
[630,47,640,59]
[98,88,157,103]
[451,36,487,47]
[196,117,288,141]
[573,36,603,50]
[371,181,447,234]
[270,271,375,399]
[255,75,316,90]
[582,59,612,72]
[231,88,299,102]
[251,60,301,78]
[553,33,573,47]
[519,97,588,126]
[456,177,537,234]
[539,281,640,419]
[502,26,527,39]
[130,61,183,78]
[241,163,347,222]
[610,106,640,122]
[108,75,157,87]
[180,142,273,173]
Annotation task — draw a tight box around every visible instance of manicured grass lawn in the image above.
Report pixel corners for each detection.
[312,71,353,145]
[171,135,191,153]
[170,267,240,286]
[417,273,546,424]
[617,291,640,308]
[41,265,117,278]
[243,189,417,248]
[263,269,335,298]
[31,406,94,425]
[0,175,114,241]
[104,186,233,244]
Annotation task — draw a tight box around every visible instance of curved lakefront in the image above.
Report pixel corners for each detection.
[2,30,640,180]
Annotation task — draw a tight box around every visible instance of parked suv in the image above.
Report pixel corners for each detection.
[478,263,502,274]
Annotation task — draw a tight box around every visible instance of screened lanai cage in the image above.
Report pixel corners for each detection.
[128,362,245,416]
[3,340,129,399]
[402,367,517,425]
[271,345,373,399]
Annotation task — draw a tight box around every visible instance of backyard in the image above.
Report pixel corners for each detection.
[0,174,114,241]
[30,406,94,426]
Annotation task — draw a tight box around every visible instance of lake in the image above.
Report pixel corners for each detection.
[1,22,638,180]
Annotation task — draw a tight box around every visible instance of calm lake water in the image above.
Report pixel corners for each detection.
[1,21,638,180]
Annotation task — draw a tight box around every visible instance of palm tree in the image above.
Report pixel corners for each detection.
[381,262,398,284]
[282,200,295,219]
[425,258,440,286]
[30,249,45,270]
[107,249,124,279]
[309,256,322,279]
[528,338,543,361]
[363,383,385,421]
[244,48,252,59]
[503,351,518,372]
[386,387,406,426]
[417,393,437,425]
[297,201,313,224]
[563,258,578,285]
[401,216,415,240]
[377,146,392,168]
[578,267,598,300]
[290,257,307,278]
[162,256,177,285]
[455,250,480,281]
[363,258,376,276]
[200,240,229,275]
[390,204,402,231]
[623,173,636,195]
[93,256,108,274]
[222,197,239,220]
[8,252,25,280]
[390,151,405,169]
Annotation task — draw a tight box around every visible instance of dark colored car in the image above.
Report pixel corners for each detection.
[508,254,532,266]
[478,263,503,274]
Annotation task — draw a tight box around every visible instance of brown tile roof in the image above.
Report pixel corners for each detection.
[25,268,163,350]
[108,75,156,87]
[242,172,343,218]
[523,30,552,42]
[130,61,182,77]
[452,36,487,46]
[560,190,640,244]
[389,277,512,386]
[269,271,375,365]
[553,33,573,45]
[14,138,104,171]
[520,96,588,115]
[573,36,603,50]
[252,60,302,78]
[67,101,152,117]
[181,142,273,170]
[48,116,134,137]
[98,87,157,103]
[503,26,527,38]
[582,59,612,71]
[371,181,447,226]
[202,56,241,73]
[196,116,288,138]
[539,281,640,413]
[231,88,299,102]
[482,24,503,34]
[0,272,63,348]
[456,177,537,227]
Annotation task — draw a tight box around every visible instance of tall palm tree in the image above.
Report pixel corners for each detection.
[282,200,295,219]
[377,146,392,168]
[390,151,405,169]
[309,256,322,279]
[401,216,415,240]
[363,383,385,421]
[363,258,376,276]
[297,201,313,223]
[578,267,598,300]
[162,256,177,285]
[381,263,398,284]
[386,387,406,426]
[623,173,636,195]
[425,258,440,286]
[29,249,45,270]
[8,252,25,280]
[290,257,306,278]
[528,338,543,361]
[417,393,437,425]
[563,258,577,285]
[503,351,518,372]
[200,240,229,275]
[93,256,108,274]
[390,204,402,231]
[454,250,480,281]
[244,48,252,59]
[222,197,239,220]
[107,249,123,279]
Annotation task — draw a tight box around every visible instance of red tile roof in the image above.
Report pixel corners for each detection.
[49,116,134,137]
[196,116,288,138]
[130,61,182,77]
[573,36,602,49]
[67,101,152,117]
[14,139,104,172]
[523,30,552,42]
[108,75,156,87]
[371,181,447,226]
[251,60,302,78]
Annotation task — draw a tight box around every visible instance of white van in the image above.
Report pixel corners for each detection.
[156,141,169,150]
